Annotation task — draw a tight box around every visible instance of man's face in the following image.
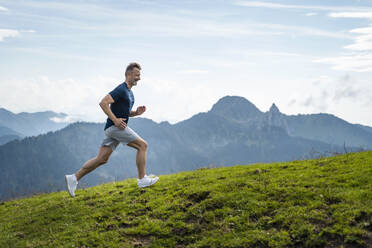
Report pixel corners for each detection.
[128,68,141,85]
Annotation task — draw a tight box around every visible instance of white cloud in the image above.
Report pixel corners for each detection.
[6,0,346,40]
[285,75,372,125]
[345,26,372,51]
[135,77,227,123]
[0,29,35,42]
[234,50,301,57]
[328,13,372,50]
[305,13,318,17]
[178,70,209,74]
[329,12,372,19]
[255,23,351,39]
[6,1,281,38]
[235,1,372,12]
[50,115,80,123]
[0,75,223,124]
[21,29,36,33]
[0,76,119,122]
[0,29,20,41]
[0,6,8,11]
[315,12,372,71]
[236,1,315,10]
[314,53,372,72]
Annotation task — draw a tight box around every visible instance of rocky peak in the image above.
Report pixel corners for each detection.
[265,103,290,134]
[209,96,263,121]
[269,103,280,114]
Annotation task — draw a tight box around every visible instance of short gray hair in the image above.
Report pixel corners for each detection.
[125,62,141,75]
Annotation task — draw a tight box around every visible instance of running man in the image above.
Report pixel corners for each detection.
[65,62,159,197]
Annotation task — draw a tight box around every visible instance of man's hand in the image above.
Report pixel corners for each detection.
[135,106,146,116]
[114,118,127,130]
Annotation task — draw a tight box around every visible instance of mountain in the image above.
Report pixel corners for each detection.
[0,107,71,137]
[0,134,21,146]
[209,96,263,121]
[207,97,372,149]
[1,151,371,247]
[0,125,22,137]
[0,125,23,145]
[355,124,372,134]
[285,113,372,149]
[0,95,371,201]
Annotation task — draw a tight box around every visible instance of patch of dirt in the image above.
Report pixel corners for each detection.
[118,221,137,228]
[96,215,109,223]
[122,235,151,247]
[113,216,122,221]
[205,200,224,210]
[132,206,152,216]
[172,227,190,236]
[105,224,116,231]
[14,232,25,238]
[187,191,210,203]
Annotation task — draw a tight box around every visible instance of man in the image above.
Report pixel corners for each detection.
[65,62,159,197]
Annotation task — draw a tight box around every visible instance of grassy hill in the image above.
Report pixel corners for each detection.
[0,151,371,248]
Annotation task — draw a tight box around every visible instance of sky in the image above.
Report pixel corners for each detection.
[1,0,372,126]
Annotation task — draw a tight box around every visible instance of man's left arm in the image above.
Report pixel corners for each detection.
[130,106,146,117]
[129,110,138,117]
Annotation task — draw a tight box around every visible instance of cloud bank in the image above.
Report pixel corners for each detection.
[0,29,20,41]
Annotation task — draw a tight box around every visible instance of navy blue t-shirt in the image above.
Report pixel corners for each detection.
[104,82,135,130]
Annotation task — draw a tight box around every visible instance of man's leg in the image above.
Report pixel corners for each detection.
[127,137,159,188]
[75,146,113,181]
[127,138,148,179]
[66,145,114,197]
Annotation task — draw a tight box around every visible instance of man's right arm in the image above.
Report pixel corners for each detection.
[99,94,127,129]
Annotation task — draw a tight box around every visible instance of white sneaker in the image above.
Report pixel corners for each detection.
[65,174,78,197]
[137,175,159,188]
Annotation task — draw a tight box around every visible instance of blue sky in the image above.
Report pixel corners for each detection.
[1,0,372,126]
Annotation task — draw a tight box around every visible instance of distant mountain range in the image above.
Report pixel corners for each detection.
[0,108,71,145]
[0,96,371,201]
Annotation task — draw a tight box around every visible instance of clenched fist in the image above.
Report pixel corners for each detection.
[136,106,146,116]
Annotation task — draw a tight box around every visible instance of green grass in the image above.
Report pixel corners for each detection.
[1,151,371,248]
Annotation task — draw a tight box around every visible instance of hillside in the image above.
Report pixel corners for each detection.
[0,151,371,247]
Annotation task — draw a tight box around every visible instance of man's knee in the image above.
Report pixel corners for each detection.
[140,140,148,150]
[127,138,148,151]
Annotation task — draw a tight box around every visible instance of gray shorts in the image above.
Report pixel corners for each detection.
[101,125,140,151]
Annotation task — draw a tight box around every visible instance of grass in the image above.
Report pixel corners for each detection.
[0,151,371,248]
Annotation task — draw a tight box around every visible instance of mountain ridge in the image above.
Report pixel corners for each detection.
[0,108,71,140]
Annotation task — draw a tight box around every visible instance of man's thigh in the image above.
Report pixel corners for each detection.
[127,137,147,150]
[108,126,140,145]
[97,145,114,161]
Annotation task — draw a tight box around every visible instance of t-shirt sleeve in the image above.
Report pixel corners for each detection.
[109,86,123,102]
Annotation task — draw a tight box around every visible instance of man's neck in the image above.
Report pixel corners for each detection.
[124,81,132,89]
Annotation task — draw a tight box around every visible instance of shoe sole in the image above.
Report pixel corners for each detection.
[65,175,75,197]
[138,177,159,188]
